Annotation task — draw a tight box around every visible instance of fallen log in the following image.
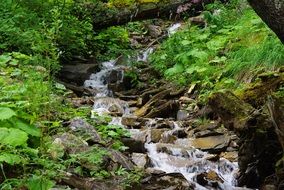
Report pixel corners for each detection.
[92,0,214,29]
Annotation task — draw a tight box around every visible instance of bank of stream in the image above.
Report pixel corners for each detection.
[58,19,284,189]
[83,50,250,189]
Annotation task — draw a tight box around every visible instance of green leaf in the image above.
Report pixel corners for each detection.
[27,176,55,190]
[165,63,184,76]
[0,153,22,165]
[206,37,227,51]
[0,55,12,67]
[108,130,118,137]
[0,107,16,120]
[181,40,191,46]
[186,66,207,74]
[14,118,41,137]
[187,49,208,61]
[0,128,28,147]
[8,59,18,66]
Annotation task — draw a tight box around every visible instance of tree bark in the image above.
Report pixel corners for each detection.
[248,0,284,43]
[92,0,214,29]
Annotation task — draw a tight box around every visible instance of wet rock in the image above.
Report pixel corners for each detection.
[156,144,191,158]
[177,110,189,121]
[160,133,177,144]
[59,63,100,85]
[141,172,194,190]
[205,154,220,162]
[121,137,146,153]
[227,140,238,150]
[194,130,221,138]
[108,70,123,83]
[150,129,168,143]
[172,129,187,138]
[51,133,89,155]
[145,168,166,175]
[149,119,175,129]
[191,135,230,153]
[68,118,101,143]
[193,121,220,132]
[69,97,94,108]
[196,170,223,187]
[220,151,238,162]
[93,97,128,116]
[108,149,135,170]
[121,116,149,128]
[209,87,284,188]
[131,153,150,168]
[145,100,179,118]
[208,91,255,131]
[62,172,124,190]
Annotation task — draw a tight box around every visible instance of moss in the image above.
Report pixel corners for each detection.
[236,72,284,107]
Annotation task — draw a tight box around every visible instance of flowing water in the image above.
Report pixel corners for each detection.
[83,57,248,190]
[84,26,250,189]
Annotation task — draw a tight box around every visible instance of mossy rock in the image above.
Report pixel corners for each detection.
[237,72,284,107]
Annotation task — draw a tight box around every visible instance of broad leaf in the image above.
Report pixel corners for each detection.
[14,118,41,137]
[0,107,16,120]
[27,176,55,190]
[187,49,209,61]
[165,63,184,76]
[186,66,208,74]
[0,55,12,67]
[0,128,28,147]
[0,153,22,165]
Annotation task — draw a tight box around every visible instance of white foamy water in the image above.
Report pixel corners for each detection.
[137,47,154,62]
[145,141,239,190]
[168,23,182,35]
[86,52,244,189]
[84,59,125,97]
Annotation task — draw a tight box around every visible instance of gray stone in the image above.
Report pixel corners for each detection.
[131,153,149,168]
[177,110,189,121]
[69,118,101,143]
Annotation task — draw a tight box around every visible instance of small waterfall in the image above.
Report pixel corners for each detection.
[142,120,240,189]
[85,49,246,189]
[84,59,125,97]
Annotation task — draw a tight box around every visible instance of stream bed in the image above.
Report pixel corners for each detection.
[83,57,253,190]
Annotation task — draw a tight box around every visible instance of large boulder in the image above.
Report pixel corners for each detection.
[68,118,101,143]
[208,73,284,189]
[58,63,100,85]
[191,135,230,154]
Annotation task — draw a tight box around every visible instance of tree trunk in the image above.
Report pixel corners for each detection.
[248,0,284,43]
[92,0,213,29]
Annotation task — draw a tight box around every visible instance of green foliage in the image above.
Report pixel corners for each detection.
[108,0,136,7]
[0,107,16,120]
[94,26,131,61]
[0,0,142,189]
[96,124,130,151]
[26,175,55,190]
[150,1,284,101]
[0,128,28,147]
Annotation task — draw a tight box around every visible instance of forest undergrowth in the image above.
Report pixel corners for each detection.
[0,0,283,189]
